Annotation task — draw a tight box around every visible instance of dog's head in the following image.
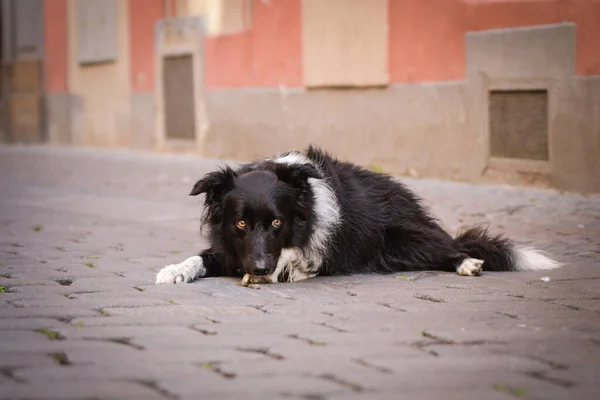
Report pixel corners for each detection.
[190,162,321,277]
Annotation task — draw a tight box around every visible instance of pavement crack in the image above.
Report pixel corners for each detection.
[84,337,145,351]
[415,294,445,303]
[48,352,72,366]
[237,347,284,360]
[420,330,455,344]
[189,326,217,335]
[353,359,392,374]
[528,356,568,370]
[319,373,364,392]
[288,334,326,346]
[313,322,348,333]
[134,379,180,400]
[496,311,520,320]
[378,302,407,312]
[410,330,504,356]
[0,367,26,383]
[250,305,269,314]
[524,370,575,388]
[197,361,236,379]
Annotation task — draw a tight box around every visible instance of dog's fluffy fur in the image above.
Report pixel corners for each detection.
[155,146,560,285]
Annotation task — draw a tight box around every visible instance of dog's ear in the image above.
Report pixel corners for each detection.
[274,163,322,188]
[189,166,237,203]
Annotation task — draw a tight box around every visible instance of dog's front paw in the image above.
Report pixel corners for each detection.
[457,258,484,276]
[155,256,205,284]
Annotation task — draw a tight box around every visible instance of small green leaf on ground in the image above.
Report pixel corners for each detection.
[85,255,99,260]
[83,263,97,268]
[98,309,110,316]
[33,225,44,232]
[168,299,175,305]
[75,321,84,328]
[394,273,413,281]
[168,250,181,255]
[134,286,145,292]
[494,384,527,398]
[35,328,64,341]
[0,286,6,293]
[201,361,214,369]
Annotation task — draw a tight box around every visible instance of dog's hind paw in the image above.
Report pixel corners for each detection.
[457,258,484,276]
[155,256,205,284]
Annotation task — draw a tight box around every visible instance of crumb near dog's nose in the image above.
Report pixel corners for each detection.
[241,273,273,286]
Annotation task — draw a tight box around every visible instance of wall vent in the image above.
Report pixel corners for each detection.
[489,90,549,161]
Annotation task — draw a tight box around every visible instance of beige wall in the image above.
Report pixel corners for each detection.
[67,0,131,147]
[302,0,388,87]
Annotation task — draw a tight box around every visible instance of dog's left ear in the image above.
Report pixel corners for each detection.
[274,163,322,188]
[189,166,237,204]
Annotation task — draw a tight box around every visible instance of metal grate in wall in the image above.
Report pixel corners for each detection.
[163,54,195,140]
[489,90,549,161]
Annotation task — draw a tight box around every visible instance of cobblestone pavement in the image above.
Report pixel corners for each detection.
[1,144,599,400]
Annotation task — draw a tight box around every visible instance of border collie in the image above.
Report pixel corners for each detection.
[155,146,560,286]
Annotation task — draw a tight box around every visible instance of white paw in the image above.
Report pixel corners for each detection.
[155,256,205,284]
[457,258,484,276]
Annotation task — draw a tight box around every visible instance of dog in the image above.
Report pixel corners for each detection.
[155,146,560,286]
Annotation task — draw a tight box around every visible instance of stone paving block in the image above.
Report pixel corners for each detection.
[0,352,58,369]
[0,306,99,321]
[13,295,173,310]
[1,380,166,400]
[159,374,346,400]
[0,317,67,331]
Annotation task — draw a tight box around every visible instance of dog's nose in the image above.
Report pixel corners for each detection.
[252,260,269,276]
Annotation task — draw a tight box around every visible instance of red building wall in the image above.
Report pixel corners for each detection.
[43,0,600,93]
[204,0,302,89]
[43,0,68,93]
[129,0,165,92]
[388,0,600,83]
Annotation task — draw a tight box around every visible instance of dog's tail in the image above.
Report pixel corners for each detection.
[453,226,561,272]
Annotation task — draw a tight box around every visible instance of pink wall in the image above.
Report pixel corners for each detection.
[388,0,600,84]
[44,0,68,93]
[204,0,302,89]
[129,0,165,92]
[42,0,600,93]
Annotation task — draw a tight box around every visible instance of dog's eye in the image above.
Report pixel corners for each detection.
[272,218,282,228]
[236,220,247,229]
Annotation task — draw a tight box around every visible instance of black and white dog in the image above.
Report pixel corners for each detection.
[155,146,559,286]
